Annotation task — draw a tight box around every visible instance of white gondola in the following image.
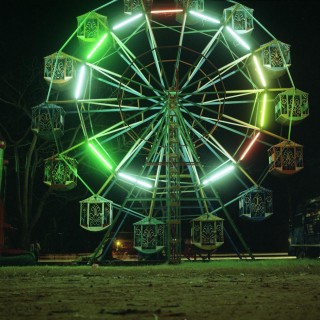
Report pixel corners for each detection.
[80,195,113,232]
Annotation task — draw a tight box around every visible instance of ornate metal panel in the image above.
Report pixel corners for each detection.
[43,52,75,90]
[239,187,273,221]
[43,155,77,191]
[77,12,108,43]
[268,141,303,175]
[31,103,65,140]
[275,89,309,125]
[80,195,113,231]
[223,4,254,33]
[191,214,224,250]
[133,217,165,254]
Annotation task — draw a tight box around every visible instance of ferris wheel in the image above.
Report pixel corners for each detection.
[34,0,309,263]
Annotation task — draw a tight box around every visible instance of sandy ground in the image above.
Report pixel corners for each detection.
[0,259,320,320]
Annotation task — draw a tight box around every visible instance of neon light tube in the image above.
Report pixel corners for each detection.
[203,164,235,186]
[226,26,250,51]
[260,94,267,128]
[88,142,112,170]
[239,132,261,161]
[119,172,152,189]
[151,9,183,14]
[253,55,266,87]
[112,13,143,30]
[189,10,220,24]
[75,65,86,99]
[87,33,108,60]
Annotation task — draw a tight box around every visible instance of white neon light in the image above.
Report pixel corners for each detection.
[75,65,86,99]
[119,172,152,189]
[226,26,250,51]
[189,10,220,24]
[112,13,143,31]
[203,164,235,186]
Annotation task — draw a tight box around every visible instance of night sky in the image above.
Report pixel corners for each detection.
[2,1,320,254]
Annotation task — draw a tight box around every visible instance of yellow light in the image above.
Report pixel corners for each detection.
[239,132,261,161]
[260,94,267,128]
[253,55,266,87]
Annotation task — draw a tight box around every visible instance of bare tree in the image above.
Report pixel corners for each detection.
[0,59,81,250]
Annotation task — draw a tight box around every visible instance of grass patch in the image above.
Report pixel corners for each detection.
[1,258,319,277]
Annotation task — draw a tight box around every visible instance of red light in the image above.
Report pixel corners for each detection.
[239,132,261,161]
[150,9,183,14]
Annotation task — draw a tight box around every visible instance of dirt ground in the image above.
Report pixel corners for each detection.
[0,259,320,320]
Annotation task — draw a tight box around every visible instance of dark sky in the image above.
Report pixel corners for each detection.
[3,1,319,117]
[2,0,319,253]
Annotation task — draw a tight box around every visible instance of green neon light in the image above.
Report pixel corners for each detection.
[88,142,112,170]
[112,13,143,31]
[75,65,86,99]
[203,164,235,186]
[226,26,250,51]
[189,10,220,24]
[260,93,267,128]
[118,172,152,189]
[87,33,108,60]
[253,55,266,87]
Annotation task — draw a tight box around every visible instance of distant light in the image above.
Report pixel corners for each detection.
[226,26,250,51]
[119,172,152,189]
[75,65,86,99]
[112,13,143,31]
[260,94,267,128]
[203,164,235,186]
[253,55,266,87]
[189,10,220,24]
[87,33,108,60]
[239,132,261,161]
[88,142,112,170]
[151,9,184,14]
